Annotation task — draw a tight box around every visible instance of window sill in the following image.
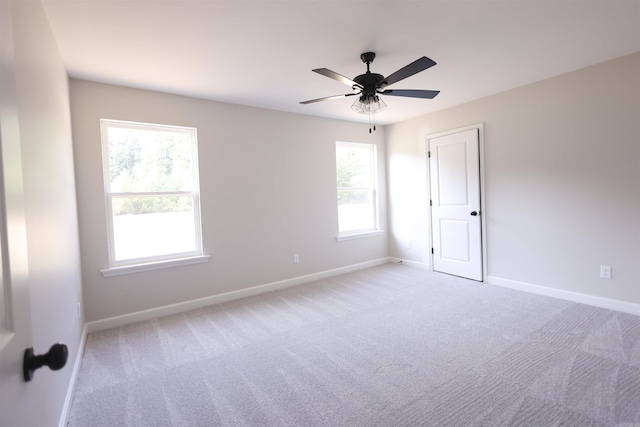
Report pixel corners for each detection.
[101,254,211,277]
[336,230,384,241]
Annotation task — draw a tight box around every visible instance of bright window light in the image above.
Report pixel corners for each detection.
[336,141,379,236]
[100,119,203,266]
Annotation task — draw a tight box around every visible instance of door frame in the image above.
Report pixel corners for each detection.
[426,123,487,281]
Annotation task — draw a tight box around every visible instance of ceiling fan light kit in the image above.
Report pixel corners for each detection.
[301,52,440,132]
[351,95,386,115]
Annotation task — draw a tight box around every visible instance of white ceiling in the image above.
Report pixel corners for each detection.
[41,0,640,126]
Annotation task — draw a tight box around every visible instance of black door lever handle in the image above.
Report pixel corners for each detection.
[23,343,68,382]
[470,211,478,216]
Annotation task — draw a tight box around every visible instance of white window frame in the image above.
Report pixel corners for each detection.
[100,119,207,275]
[335,141,381,239]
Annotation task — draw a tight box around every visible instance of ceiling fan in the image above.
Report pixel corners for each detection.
[300,52,440,132]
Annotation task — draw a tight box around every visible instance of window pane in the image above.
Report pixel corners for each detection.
[336,144,373,188]
[107,126,195,192]
[112,196,196,261]
[338,189,375,233]
[336,141,378,236]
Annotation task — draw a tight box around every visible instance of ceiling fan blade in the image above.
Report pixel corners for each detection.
[300,93,358,104]
[381,57,437,88]
[380,89,440,99]
[312,68,362,88]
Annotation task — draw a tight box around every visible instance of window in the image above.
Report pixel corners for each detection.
[336,141,380,237]
[100,120,204,270]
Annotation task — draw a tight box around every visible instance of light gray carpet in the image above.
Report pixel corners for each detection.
[68,264,640,426]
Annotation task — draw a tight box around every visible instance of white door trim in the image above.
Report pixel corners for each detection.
[426,123,487,281]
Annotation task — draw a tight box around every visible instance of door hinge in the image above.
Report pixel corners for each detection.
[428,151,431,158]
[430,200,432,206]
[431,248,434,254]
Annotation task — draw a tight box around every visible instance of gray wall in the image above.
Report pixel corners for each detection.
[70,81,388,322]
[7,1,84,425]
[386,53,640,306]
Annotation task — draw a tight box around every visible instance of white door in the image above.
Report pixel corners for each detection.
[0,3,34,425]
[429,128,482,281]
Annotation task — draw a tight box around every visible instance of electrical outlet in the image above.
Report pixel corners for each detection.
[77,302,82,319]
[293,254,299,264]
[600,265,611,279]
[407,240,412,249]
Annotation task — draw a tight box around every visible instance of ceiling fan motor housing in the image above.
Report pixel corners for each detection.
[354,72,385,98]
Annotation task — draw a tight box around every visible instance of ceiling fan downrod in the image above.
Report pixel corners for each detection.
[360,52,376,72]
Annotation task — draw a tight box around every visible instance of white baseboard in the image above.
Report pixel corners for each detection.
[487,276,640,316]
[87,257,391,332]
[388,257,431,269]
[59,323,88,427]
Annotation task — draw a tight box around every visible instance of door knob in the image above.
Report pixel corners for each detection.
[470,211,479,216]
[23,343,68,382]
